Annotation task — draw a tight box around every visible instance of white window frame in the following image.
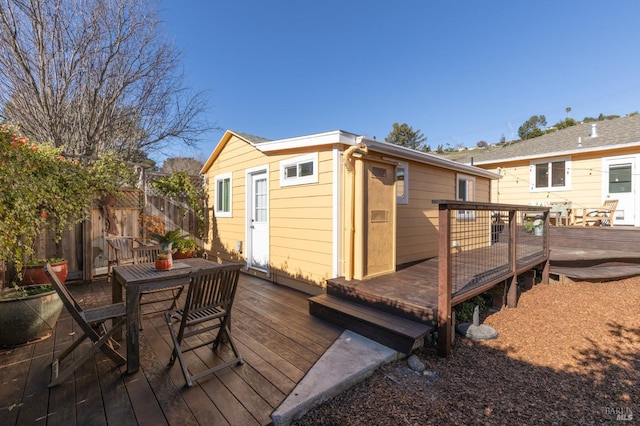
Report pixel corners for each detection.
[396,161,409,204]
[214,172,232,217]
[280,153,318,187]
[456,173,476,220]
[530,157,571,192]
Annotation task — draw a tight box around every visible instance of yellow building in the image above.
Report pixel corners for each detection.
[451,114,640,227]
[201,130,499,293]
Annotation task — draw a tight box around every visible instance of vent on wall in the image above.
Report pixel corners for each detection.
[371,167,387,179]
[370,210,388,223]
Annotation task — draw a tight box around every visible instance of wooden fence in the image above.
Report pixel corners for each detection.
[1,172,204,286]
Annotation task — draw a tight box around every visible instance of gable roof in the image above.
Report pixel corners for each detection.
[450,114,640,166]
[201,129,500,179]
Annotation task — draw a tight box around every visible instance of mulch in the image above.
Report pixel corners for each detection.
[293,278,640,425]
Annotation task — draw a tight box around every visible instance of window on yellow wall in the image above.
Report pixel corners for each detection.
[215,173,232,217]
[280,153,318,187]
[396,162,408,204]
[457,174,475,219]
[530,158,570,191]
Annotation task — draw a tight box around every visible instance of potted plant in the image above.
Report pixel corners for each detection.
[0,284,64,347]
[173,236,197,259]
[22,258,68,285]
[155,253,173,270]
[524,218,544,236]
[149,229,185,269]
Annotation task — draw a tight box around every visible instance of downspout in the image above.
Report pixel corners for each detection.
[342,138,368,281]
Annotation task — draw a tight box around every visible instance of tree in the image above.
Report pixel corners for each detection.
[385,122,427,150]
[518,115,547,140]
[161,157,205,175]
[550,117,578,131]
[0,0,213,160]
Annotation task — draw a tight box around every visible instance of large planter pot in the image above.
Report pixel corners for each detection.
[172,250,195,260]
[22,260,68,285]
[0,285,64,347]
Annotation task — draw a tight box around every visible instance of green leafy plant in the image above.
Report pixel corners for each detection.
[524,218,543,233]
[454,295,489,323]
[25,257,65,267]
[149,229,184,251]
[0,285,54,299]
[173,236,196,254]
[0,123,135,284]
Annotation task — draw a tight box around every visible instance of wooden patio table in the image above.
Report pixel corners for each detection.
[112,257,219,374]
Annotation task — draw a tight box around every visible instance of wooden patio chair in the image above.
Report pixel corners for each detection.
[549,202,572,226]
[133,245,185,326]
[165,263,244,387]
[44,263,126,388]
[106,236,136,276]
[576,199,618,227]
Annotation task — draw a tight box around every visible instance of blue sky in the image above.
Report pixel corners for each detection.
[158,0,640,163]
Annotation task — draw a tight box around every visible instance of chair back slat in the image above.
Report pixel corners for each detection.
[44,263,82,313]
[133,245,161,264]
[106,237,135,263]
[44,264,99,339]
[183,264,242,317]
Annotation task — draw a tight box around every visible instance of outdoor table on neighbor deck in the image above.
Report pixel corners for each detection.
[112,257,218,374]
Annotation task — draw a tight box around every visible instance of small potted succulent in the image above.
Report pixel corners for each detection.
[154,252,173,270]
[149,229,186,269]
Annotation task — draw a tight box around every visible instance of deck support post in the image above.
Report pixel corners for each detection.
[437,205,452,357]
[507,275,518,308]
[541,259,550,284]
[507,209,518,308]
[541,212,551,284]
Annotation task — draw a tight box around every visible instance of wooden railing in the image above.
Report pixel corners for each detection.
[434,201,551,356]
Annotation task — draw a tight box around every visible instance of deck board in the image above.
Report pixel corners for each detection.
[0,273,342,426]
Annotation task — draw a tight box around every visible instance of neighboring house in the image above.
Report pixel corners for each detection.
[200,130,499,293]
[451,114,640,227]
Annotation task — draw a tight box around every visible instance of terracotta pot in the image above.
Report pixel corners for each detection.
[155,258,172,270]
[22,260,68,285]
[0,286,64,347]
[172,250,195,260]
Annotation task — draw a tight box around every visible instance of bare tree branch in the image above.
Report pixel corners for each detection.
[0,0,214,159]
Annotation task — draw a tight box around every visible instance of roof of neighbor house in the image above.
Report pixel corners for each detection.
[447,114,640,166]
[201,129,500,179]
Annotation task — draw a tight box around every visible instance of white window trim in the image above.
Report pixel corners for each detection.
[396,161,409,205]
[280,153,318,187]
[214,172,232,218]
[529,157,571,192]
[456,173,476,220]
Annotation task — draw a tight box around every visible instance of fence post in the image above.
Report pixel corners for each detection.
[437,204,452,357]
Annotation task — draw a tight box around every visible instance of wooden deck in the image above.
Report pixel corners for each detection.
[0,275,343,426]
[323,226,640,319]
[549,225,640,281]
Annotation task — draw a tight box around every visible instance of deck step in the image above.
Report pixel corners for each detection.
[550,265,640,281]
[309,294,433,354]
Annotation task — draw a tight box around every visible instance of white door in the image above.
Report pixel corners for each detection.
[248,171,269,272]
[603,157,636,226]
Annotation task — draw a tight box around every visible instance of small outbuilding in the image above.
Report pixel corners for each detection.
[201,130,500,293]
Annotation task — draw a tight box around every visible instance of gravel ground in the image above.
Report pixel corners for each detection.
[293,278,640,425]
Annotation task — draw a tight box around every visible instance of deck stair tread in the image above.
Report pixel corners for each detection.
[309,294,433,354]
[550,265,640,281]
[549,227,640,281]
[550,247,640,263]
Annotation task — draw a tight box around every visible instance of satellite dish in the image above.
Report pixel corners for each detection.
[476,140,488,148]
